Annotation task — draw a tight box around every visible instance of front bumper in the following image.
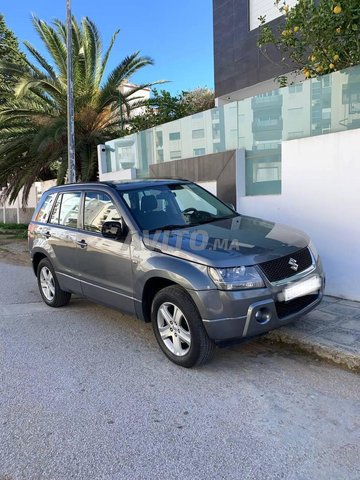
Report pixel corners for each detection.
[189,258,325,342]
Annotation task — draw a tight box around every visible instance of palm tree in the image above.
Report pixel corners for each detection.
[0,16,161,203]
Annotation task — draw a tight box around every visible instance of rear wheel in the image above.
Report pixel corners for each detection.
[37,258,71,307]
[151,285,215,367]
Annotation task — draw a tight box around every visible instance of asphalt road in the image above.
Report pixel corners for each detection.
[0,260,359,480]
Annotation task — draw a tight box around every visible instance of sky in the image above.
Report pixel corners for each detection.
[1,0,214,95]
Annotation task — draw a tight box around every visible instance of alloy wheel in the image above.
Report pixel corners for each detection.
[39,266,55,301]
[157,302,191,356]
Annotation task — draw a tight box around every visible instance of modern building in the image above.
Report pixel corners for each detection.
[118,82,151,118]
[214,0,298,104]
[98,3,360,301]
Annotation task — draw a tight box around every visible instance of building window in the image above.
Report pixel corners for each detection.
[322,76,332,88]
[156,131,163,148]
[253,163,281,183]
[213,144,222,153]
[170,150,182,160]
[211,109,220,121]
[289,84,303,94]
[169,132,181,141]
[156,150,164,162]
[193,148,206,156]
[192,128,205,139]
[212,124,220,140]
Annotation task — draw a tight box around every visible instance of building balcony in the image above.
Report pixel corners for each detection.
[252,118,283,132]
[251,95,283,109]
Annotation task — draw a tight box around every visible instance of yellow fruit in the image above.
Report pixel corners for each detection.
[283,5,289,13]
[311,55,316,62]
[329,63,335,69]
[336,27,341,33]
[305,71,311,78]
[333,5,342,14]
[294,26,299,32]
[316,66,324,73]
[333,54,340,61]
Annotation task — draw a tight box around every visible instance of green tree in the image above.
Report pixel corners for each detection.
[257,0,360,82]
[182,87,215,113]
[0,15,27,103]
[0,16,160,203]
[130,87,215,132]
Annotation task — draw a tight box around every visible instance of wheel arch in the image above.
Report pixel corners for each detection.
[135,256,212,323]
[141,277,177,323]
[32,251,48,276]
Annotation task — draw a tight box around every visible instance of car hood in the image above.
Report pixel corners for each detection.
[142,215,310,268]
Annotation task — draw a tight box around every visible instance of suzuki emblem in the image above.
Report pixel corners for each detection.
[288,258,299,271]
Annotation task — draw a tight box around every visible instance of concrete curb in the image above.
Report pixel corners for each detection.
[264,328,360,373]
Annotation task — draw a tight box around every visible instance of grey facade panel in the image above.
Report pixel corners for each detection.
[213,0,291,98]
[149,151,238,207]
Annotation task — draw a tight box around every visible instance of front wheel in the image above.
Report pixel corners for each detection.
[37,258,71,307]
[151,285,215,367]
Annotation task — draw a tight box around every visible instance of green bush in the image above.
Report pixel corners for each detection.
[0,223,28,230]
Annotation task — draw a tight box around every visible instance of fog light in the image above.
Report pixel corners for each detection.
[255,308,271,324]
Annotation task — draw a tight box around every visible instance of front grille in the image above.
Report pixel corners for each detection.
[258,247,313,283]
[275,294,318,319]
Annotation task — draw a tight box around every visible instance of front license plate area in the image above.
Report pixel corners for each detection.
[282,276,321,302]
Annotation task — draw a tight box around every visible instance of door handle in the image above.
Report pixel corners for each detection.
[43,231,51,239]
[75,239,87,249]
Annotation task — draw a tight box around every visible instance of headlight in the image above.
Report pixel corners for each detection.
[309,240,319,260]
[208,266,265,290]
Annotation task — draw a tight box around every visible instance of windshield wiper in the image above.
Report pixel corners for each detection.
[147,224,188,233]
[189,213,240,227]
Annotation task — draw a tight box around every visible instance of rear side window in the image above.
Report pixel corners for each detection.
[49,195,62,224]
[35,193,56,223]
[84,191,120,232]
[48,192,81,228]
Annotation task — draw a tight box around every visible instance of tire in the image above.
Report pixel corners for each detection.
[37,258,71,307]
[151,285,215,367]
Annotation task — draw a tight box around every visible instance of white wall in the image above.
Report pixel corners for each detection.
[198,181,217,196]
[0,179,57,224]
[100,168,137,182]
[249,0,298,30]
[237,129,360,301]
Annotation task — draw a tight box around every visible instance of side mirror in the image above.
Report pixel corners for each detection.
[101,220,127,240]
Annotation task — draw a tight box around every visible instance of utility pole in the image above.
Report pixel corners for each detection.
[66,0,76,183]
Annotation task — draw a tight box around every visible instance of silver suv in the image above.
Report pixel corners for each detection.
[29,179,324,367]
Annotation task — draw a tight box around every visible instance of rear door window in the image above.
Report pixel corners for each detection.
[59,192,81,228]
[48,192,81,228]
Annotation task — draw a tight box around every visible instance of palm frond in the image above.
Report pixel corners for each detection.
[32,16,67,78]
[0,16,158,204]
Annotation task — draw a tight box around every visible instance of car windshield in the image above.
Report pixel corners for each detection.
[119,183,238,232]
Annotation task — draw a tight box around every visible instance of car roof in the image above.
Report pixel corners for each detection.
[46,178,191,193]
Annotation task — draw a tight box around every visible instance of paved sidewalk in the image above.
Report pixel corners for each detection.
[265,296,360,372]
